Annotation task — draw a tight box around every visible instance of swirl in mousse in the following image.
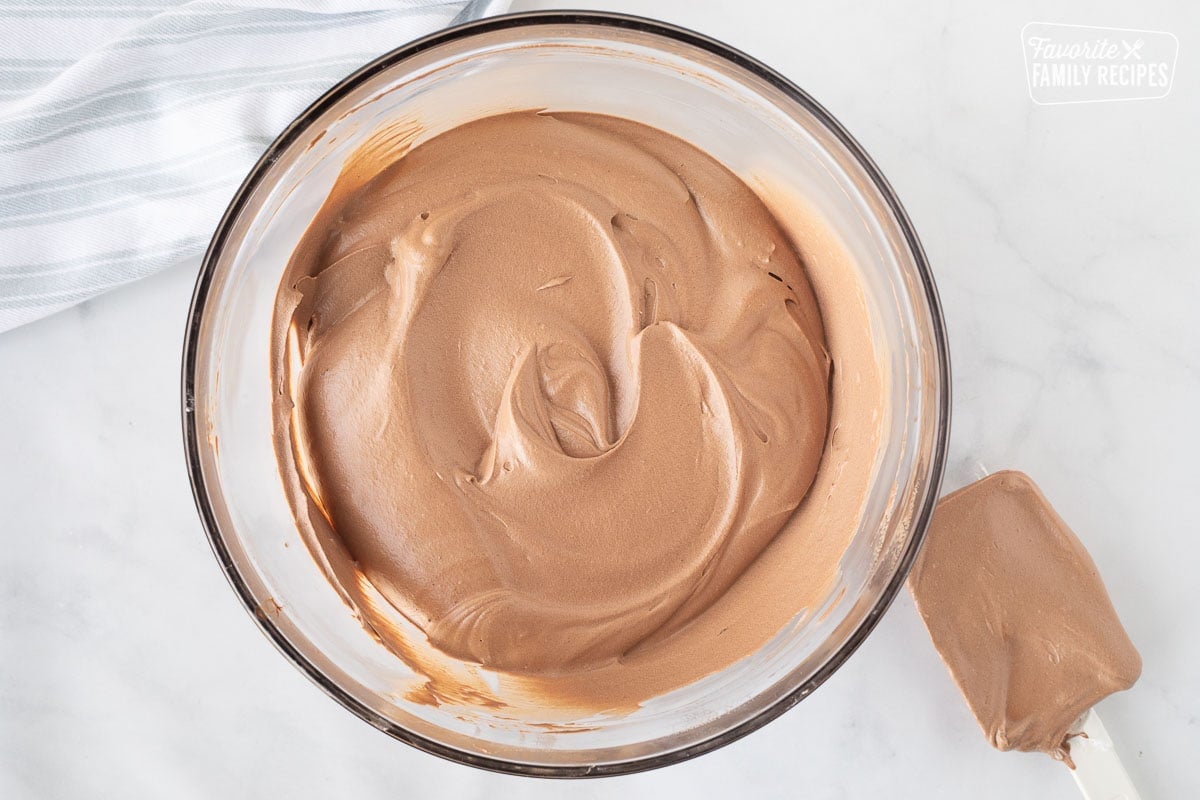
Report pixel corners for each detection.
[273,111,879,708]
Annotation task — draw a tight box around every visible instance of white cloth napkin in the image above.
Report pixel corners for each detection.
[0,0,509,333]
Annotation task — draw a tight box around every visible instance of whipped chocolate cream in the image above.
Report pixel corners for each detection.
[272,111,884,707]
[908,471,1141,763]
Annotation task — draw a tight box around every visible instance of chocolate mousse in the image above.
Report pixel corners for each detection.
[271,111,884,708]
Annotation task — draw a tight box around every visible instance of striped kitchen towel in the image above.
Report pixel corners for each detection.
[0,0,510,332]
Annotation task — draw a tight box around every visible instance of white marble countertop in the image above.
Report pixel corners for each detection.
[2,0,1197,796]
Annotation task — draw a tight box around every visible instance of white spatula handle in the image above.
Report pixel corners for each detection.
[1069,708,1141,800]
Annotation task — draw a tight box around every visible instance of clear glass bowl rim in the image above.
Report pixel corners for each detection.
[180,10,952,779]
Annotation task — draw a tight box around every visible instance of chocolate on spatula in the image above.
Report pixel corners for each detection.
[908,471,1140,765]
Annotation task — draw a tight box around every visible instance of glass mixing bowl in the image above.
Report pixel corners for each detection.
[182,12,950,777]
